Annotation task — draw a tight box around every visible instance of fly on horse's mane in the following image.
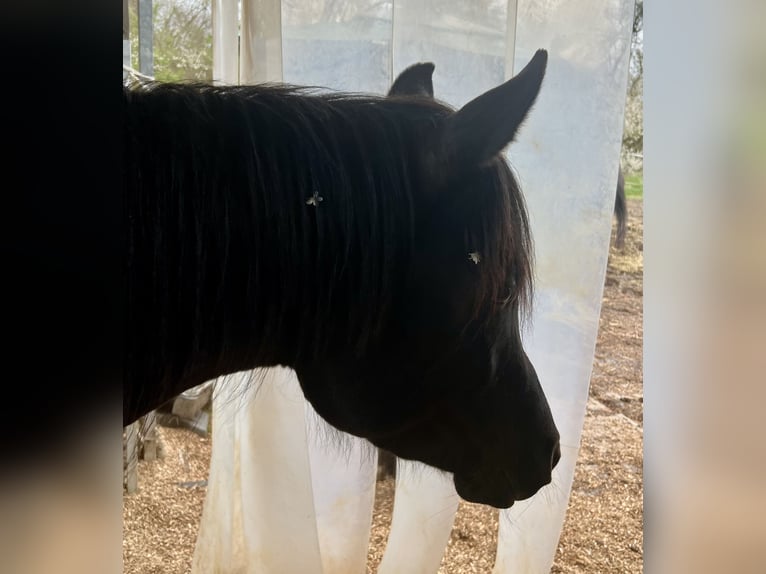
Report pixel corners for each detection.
[124,50,560,509]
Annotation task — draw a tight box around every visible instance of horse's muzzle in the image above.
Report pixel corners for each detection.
[454,437,561,509]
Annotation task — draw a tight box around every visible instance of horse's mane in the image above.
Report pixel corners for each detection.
[123,80,532,391]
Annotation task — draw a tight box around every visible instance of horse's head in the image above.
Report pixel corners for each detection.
[295,50,559,509]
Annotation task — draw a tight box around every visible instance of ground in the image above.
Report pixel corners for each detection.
[123,197,643,573]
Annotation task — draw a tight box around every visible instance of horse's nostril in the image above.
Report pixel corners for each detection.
[551,441,561,469]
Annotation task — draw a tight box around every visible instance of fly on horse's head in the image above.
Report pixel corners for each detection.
[124,49,559,509]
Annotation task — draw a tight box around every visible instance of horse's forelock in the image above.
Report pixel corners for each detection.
[466,157,534,336]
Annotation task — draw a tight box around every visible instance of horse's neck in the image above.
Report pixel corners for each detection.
[125,87,316,421]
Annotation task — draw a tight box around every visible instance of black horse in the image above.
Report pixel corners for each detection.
[123,50,560,509]
[614,166,627,248]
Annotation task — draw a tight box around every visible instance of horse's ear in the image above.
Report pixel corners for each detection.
[388,62,435,98]
[443,49,547,165]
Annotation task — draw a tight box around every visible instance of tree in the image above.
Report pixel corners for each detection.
[622,0,643,173]
[128,0,213,82]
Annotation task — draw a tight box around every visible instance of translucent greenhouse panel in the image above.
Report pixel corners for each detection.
[240,0,283,84]
[192,369,324,574]
[211,0,239,84]
[377,461,460,574]
[306,410,378,574]
[493,1,635,572]
[195,375,376,574]
[282,0,393,94]
[392,0,513,108]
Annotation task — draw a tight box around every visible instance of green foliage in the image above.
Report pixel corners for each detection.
[128,0,213,82]
[625,174,643,199]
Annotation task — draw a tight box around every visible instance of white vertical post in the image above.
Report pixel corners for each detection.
[504,0,519,79]
[493,1,636,572]
[141,411,158,461]
[137,0,154,77]
[377,462,459,574]
[193,370,325,573]
[123,0,131,82]
[124,421,138,494]
[240,0,283,84]
[307,412,378,574]
[212,0,240,84]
